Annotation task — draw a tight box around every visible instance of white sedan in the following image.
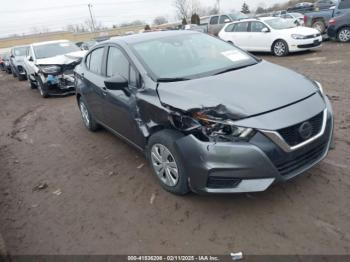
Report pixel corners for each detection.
[218,17,322,56]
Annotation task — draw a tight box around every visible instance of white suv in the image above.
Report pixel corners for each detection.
[24,40,86,98]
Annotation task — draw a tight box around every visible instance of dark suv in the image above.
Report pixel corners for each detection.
[74,31,333,195]
[328,12,350,42]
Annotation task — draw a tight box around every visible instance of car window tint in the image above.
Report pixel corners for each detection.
[233,22,249,32]
[107,46,129,79]
[225,24,235,32]
[250,21,267,32]
[88,48,104,74]
[219,15,230,24]
[210,16,219,24]
[339,0,350,9]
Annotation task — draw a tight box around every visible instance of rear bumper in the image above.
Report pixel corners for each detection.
[175,97,333,194]
[327,26,337,39]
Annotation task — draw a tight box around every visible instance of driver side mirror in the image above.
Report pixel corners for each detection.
[224,18,231,23]
[104,74,130,96]
[10,55,14,58]
[28,56,33,62]
[261,27,270,33]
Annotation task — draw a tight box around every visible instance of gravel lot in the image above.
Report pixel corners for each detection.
[0,41,349,256]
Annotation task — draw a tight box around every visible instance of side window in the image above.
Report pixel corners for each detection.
[219,15,230,24]
[233,22,249,32]
[339,0,350,9]
[225,24,235,32]
[106,46,129,79]
[250,22,267,32]
[88,48,104,74]
[210,16,219,25]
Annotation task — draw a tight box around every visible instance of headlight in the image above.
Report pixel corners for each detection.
[192,112,255,142]
[39,65,61,74]
[314,81,325,97]
[291,34,306,39]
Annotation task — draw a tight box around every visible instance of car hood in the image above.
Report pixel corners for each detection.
[36,50,87,66]
[283,26,320,35]
[157,61,318,120]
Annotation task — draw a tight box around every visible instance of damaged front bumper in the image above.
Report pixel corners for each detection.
[173,97,333,194]
[41,73,75,96]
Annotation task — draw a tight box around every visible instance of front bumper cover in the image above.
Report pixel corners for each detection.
[174,97,333,194]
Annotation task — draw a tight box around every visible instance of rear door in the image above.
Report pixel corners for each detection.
[229,22,250,49]
[208,16,219,35]
[81,46,107,123]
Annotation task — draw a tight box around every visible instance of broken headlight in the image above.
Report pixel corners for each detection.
[39,65,61,74]
[196,115,255,142]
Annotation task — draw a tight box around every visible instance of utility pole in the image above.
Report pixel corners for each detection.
[88,3,96,32]
[216,0,221,13]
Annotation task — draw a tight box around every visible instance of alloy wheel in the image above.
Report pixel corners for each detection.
[338,28,350,42]
[274,41,286,56]
[151,144,179,187]
[79,101,90,127]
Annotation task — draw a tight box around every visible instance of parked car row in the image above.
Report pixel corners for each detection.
[1,40,86,97]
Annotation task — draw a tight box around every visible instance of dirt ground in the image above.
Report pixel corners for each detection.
[0,41,349,256]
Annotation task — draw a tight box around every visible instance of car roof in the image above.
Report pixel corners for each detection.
[228,17,277,23]
[31,39,71,47]
[107,30,199,45]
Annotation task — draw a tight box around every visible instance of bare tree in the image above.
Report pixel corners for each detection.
[173,0,190,19]
[153,16,168,25]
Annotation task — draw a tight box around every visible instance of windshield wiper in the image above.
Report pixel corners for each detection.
[214,64,255,76]
[157,77,191,82]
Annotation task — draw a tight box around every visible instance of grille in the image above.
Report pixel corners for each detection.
[304,33,321,39]
[298,41,321,48]
[207,177,241,189]
[278,112,324,146]
[276,143,327,176]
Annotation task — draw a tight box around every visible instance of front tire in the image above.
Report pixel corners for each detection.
[35,76,49,98]
[147,130,189,195]
[272,40,289,57]
[78,98,99,132]
[337,27,350,43]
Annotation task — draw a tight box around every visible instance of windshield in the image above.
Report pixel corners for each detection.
[265,18,297,29]
[14,47,28,56]
[131,33,257,80]
[34,42,80,59]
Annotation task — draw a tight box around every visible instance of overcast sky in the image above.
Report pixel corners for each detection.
[0,0,285,38]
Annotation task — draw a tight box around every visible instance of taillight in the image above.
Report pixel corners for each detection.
[329,18,336,25]
[304,15,307,24]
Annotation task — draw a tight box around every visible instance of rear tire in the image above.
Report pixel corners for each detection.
[337,27,350,43]
[78,97,99,132]
[147,130,189,195]
[312,20,325,34]
[272,40,289,57]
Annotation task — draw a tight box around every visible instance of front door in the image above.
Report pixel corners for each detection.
[102,45,145,148]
